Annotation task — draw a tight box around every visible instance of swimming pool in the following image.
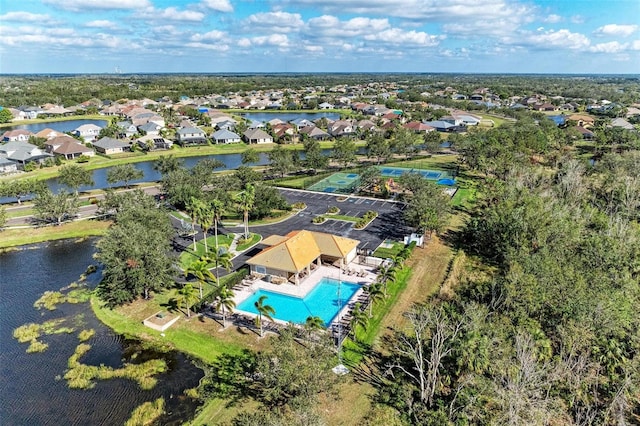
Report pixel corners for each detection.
[236,278,360,327]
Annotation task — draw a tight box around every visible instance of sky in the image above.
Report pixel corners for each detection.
[0,0,639,74]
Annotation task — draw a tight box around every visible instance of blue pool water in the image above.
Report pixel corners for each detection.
[236,278,361,327]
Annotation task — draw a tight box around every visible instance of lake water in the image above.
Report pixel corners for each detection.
[4,119,108,133]
[240,112,341,123]
[0,239,204,425]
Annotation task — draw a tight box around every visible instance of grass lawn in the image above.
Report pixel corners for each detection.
[387,154,458,172]
[236,233,261,251]
[178,234,235,268]
[372,240,405,259]
[0,220,111,249]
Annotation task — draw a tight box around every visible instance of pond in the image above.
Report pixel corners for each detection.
[240,112,341,123]
[4,119,108,133]
[0,239,204,425]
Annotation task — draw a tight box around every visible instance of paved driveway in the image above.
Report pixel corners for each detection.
[223,189,411,269]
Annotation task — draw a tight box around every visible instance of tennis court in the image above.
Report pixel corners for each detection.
[307,172,361,193]
[378,166,455,184]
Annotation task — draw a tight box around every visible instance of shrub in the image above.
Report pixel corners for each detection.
[292,202,306,210]
[312,216,326,224]
[76,155,90,163]
[327,206,340,214]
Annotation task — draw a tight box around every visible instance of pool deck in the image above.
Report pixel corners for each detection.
[231,261,378,327]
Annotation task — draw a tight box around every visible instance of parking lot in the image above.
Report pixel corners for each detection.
[225,189,411,268]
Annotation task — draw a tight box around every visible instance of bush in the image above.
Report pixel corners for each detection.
[327,206,340,214]
[291,202,306,210]
[312,216,326,224]
[76,155,90,163]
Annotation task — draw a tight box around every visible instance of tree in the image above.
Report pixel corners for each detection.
[210,198,225,252]
[191,198,214,254]
[211,249,233,283]
[236,183,255,240]
[153,155,183,176]
[332,138,357,169]
[0,205,7,230]
[303,139,329,172]
[177,283,199,317]
[191,158,226,188]
[234,165,261,187]
[404,182,451,238]
[423,131,442,153]
[365,282,386,317]
[392,127,420,161]
[215,285,236,328]
[389,304,465,407]
[350,303,369,341]
[95,201,175,306]
[0,179,43,205]
[161,167,203,209]
[32,188,79,225]
[184,256,217,300]
[366,132,391,164]
[305,315,325,338]
[254,295,275,337]
[268,144,294,177]
[241,147,260,165]
[106,164,143,188]
[0,108,13,123]
[251,184,290,220]
[359,166,382,191]
[58,164,94,196]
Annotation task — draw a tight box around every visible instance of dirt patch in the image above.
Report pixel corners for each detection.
[377,235,454,337]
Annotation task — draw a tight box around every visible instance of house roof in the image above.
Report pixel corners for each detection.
[2,129,33,139]
[74,124,102,132]
[177,126,205,135]
[35,128,61,139]
[247,230,359,273]
[93,137,129,149]
[243,128,272,140]
[212,129,240,140]
[51,139,94,155]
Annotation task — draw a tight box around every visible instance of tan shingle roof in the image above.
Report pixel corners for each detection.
[247,230,358,273]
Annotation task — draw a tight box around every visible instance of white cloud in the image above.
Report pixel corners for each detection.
[244,12,304,33]
[526,29,591,50]
[288,0,535,24]
[544,14,562,24]
[191,30,227,42]
[251,34,290,48]
[570,15,585,24]
[589,41,627,53]
[200,0,233,12]
[0,11,53,22]
[631,40,640,51]
[306,15,390,38]
[136,7,205,22]
[42,0,150,12]
[85,20,119,29]
[364,28,441,46]
[594,24,638,37]
[1,26,127,49]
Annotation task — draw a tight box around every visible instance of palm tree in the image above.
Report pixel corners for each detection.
[254,295,275,337]
[365,282,385,317]
[350,303,369,341]
[185,197,199,246]
[210,198,225,252]
[377,265,397,295]
[216,286,236,328]
[236,183,255,240]
[177,283,198,317]
[212,249,233,283]
[305,315,324,338]
[192,199,214,254]
[184,256,216,299]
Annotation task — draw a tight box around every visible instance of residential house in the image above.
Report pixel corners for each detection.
[451,112,482,126]
[290,118,315,130]
[611,118,635,130]
[403,121,436,133]
[328,119,357,137]
[575,126,595,140]
[300,126,330,140]
[35,128,62,140]
[44,135,95,159]
[212,129,242,144]
[2,129,33,142]
[92,137,131,155]
[568,114,595,128]
[272,123,296,142]
[176,127,208,145]
[215,119,237,131]
[138,122,162,136]
[243,128,273,144]
[422,120,461,132]
[318,102,334,109]
[73,124,103,142]
[117,121,138,138]
[0,154,18,174]
[0,141,53,168]
[136,135,173,151]
[246,230,359,285]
